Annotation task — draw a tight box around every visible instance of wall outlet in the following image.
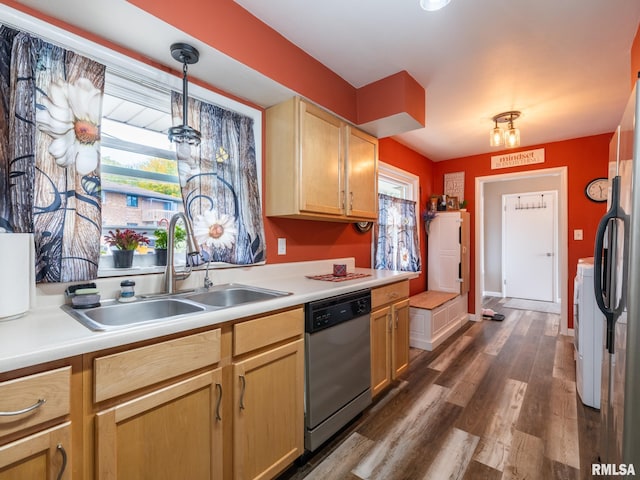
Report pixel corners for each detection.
[277,238,287,255]
[574,229,583,240]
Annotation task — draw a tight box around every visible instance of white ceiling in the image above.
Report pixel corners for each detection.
[10,0,640,161]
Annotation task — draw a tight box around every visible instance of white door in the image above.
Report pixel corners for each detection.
[502,191,557,301]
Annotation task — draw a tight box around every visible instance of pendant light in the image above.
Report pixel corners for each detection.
[489,111,521,149]
[168,43,201,152]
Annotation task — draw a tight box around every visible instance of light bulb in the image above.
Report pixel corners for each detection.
[504,127,520,148]
[490,125,503,147]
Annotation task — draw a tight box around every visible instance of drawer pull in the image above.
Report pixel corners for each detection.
[215,383,223,421]
[0,398,46,416]
[239,375,246,410]
[56,444,67,480]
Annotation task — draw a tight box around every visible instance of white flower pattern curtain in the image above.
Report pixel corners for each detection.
[0,26,105,282]
[374,194,421,272]
[172,92,265,264]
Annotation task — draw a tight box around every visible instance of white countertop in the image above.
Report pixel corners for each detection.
[0,259,417,373]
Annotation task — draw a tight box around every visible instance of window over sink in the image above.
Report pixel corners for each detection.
[1,4,263,278]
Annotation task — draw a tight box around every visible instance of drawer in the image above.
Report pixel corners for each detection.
[234,307,303,356]
[0,366,71,440]
[94,329,221,403]
[372,280,409,309]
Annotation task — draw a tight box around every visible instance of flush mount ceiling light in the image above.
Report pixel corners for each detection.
[420,0,451,11]
[168,43,201,149]
[489,111,521,148]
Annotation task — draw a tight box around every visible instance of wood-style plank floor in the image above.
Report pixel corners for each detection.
[279,297,601,480]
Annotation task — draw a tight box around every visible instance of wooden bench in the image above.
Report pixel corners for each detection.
[409,290,468,351]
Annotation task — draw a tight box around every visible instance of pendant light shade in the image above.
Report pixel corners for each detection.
[489,111,521,149]
[168,43,201,149]
[490,120,503,147]
[419,0,451,11]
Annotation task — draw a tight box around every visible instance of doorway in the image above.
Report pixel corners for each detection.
[502,191,558,302]
[475,167,568,334]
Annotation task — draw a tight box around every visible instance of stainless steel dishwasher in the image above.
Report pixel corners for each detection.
[304,289,372,452]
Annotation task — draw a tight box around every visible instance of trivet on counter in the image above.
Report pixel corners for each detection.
[306,272,372,282]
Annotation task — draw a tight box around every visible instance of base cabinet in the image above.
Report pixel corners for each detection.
[0,422,71,480]
[370,281,410,398]
[232,339,304,480]
[95,370,223,480]
[391,299,411,379]
[370,307,392,396]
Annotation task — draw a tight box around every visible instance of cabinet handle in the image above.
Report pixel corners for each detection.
[395,313,399,329]
[341,190,345,209]
[56,444,67,480]
[350,191,354,210]
[0,398,46,416]
[215,383,223,421]
[239,375,246,410]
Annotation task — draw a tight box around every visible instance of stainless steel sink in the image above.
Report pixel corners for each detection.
[184,284,290,307]
[63,283,291,331]
[63,298,206,331]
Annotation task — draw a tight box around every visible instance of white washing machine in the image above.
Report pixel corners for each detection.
[574,257,604,409]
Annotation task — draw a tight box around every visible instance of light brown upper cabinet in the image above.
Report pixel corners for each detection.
[266,97,378,222]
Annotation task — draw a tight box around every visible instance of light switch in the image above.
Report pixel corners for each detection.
[277,237,287,255]
[574,229,583,241]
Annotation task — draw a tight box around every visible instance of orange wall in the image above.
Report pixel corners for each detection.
[264,138,434,297]
[631,22,640,87]
[432,134,611,326]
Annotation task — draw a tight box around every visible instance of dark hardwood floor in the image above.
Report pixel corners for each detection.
[279,297,601,480]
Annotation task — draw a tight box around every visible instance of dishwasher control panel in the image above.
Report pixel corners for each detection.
[305,290,371,333]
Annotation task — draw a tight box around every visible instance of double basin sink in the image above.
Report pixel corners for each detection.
[63,284,291,331]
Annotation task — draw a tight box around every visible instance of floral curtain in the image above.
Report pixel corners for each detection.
[0,26,105,282]
[172,92,265,264]
[374,194,421,272]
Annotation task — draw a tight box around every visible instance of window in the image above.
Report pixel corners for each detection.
[375,163,422,272]
[99,72,184,271]
[378,162,419,202]
[2,7,263,276]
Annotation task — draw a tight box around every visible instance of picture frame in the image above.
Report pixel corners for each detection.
[437,194,447,211]
[446,196,459,211]
[429,195,439,212]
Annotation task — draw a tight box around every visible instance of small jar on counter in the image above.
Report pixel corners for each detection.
[118,279,136,303]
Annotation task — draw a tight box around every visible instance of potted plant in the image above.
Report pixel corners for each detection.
[104,229,149,268]
[153,224,186,266]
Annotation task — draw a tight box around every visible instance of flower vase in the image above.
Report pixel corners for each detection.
[112,249,134,268]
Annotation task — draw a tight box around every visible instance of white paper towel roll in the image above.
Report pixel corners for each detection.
[0,233,33,319]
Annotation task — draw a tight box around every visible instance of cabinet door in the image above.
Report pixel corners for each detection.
[95,369,223,480]
[391,299,411,379]
[299,101,344,216]
[370,307,392,397]
[346,126,378,220]
[0,422,70,480]
[233,339,304,480]
[428,212,462,293]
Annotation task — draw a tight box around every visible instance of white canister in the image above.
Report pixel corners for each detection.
[0,233,33,319]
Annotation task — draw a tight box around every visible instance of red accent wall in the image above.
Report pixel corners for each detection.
[432,134,611,327]
[631,22,640,87]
